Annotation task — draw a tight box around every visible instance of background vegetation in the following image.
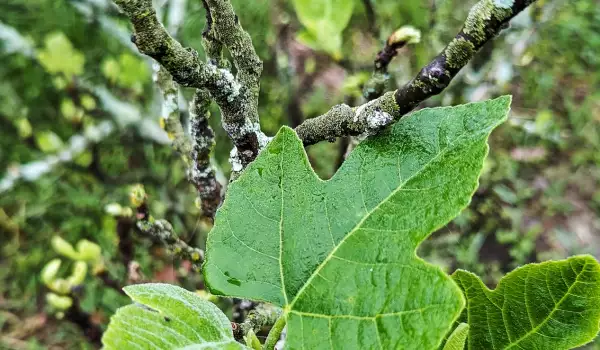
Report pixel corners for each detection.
[1,0,599,348]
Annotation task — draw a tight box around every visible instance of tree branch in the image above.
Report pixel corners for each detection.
[296,0,536,146]
[201,0,268,169]
[363,26,421,101]
[136,218,204,263]
[116,216,134,268]
[188,90,221,220]
[156,65,192,157]
[203,0,263,111]
[114,0,267,168]
[129,185,204,265]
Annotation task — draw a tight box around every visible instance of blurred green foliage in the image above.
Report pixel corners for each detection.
[1,0,599,348]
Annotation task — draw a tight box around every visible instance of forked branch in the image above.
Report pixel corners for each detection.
[114,0,266,167]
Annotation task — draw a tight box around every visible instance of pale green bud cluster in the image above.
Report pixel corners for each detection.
[41,236,103,314]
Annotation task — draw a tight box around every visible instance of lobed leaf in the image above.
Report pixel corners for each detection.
[204,96,512,348]
[102,283,247,350]
[453,255,600,350]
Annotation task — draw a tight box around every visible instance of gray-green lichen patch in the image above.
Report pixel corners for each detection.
[203,63,240,103]
[354,91,399,136]
[445,37,476,69]
[365,110,393,135]
[464,0,513,43]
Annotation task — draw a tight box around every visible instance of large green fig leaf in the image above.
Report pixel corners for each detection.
[452,255,600,350]
[102,283,247,350]
[204,96,512,348]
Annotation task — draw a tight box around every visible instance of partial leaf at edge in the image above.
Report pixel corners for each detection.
[102,283,247,350]
[205,96,512,348]
[443,323,469,350]
[452,255,600,350]
[291,0,354,57]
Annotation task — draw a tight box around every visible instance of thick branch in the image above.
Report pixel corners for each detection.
[201,0,228,68]
[114,0,238,99]
[296,0,536,145]
[114,0,266,167]
[203,0,263,115]
[156,66,192,157]
[202,0,267,168]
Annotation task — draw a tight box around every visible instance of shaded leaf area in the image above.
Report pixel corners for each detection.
[453,255,600,350]
[204,97,511,348]
[102,284,247,350]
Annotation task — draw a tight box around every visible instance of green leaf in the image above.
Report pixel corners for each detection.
[35,131,64,153]
[102,283,248,350]
[37,32,85,78]
[205,96,512,348]
[452,255,600,349]
[292,0,354,58]
[443,323,469,350]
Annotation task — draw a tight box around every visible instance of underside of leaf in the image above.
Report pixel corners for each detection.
[443,323,469,350]
[453,255,600,350]
[204,96,512,348]
[102,283,246,350]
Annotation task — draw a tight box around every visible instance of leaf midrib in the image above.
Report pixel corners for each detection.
[287,116,470,310]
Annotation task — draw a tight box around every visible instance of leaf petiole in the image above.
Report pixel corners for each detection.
[262,313,287,350]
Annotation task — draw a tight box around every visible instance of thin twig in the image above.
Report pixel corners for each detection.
[131,185,205,264]
[188,90,221,220]
[64,297,103,345]
[116,216,134,268]
[95,270,127,295]
[363,26,421,102]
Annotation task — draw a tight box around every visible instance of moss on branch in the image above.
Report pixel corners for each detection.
[114,0,266,168]
[204,0,263,114]
[201,0,266,168]
[296,91,399,145]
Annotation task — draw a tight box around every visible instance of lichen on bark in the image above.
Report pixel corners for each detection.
[114,0,267,171]
[188,89,221,220]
